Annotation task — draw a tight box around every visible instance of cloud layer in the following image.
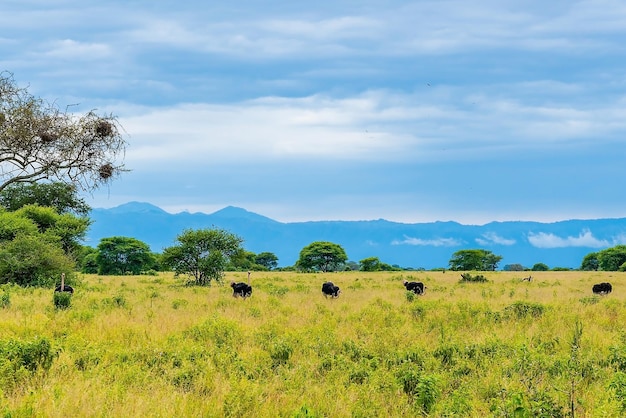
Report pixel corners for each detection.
[2,1,626,225]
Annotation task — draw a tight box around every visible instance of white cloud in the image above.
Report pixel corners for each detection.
[392,236,463,247]
[42,39,113,60]
[527,229,609,248]
[475,232,516,246]
[118,95,424,165]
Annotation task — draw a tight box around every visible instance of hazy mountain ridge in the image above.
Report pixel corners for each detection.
[86,202,626,269]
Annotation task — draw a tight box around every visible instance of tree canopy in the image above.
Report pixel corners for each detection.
[0,205,85,286]
[531,263,549,271]
[580,252,599,271]
[596,246,626,271]
[95,236,156,275]
[255,252,279,270]
[297,241,348,272]
[0,72,127,193]
[448,249,502,271]
[161,228,243,285]
[0,181,90,216]
[360,256,382,272]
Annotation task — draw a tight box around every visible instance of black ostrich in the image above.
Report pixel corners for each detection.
[54,273,74,294]
[231,271,253,298]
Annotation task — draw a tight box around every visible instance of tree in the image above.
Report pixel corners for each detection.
[448,249,502,271]
[360,256,382,272]
[228,249,258,271]
[503,263,524,271]
[0,208,77,287]
[344,260,359,271]
[531,263,549,271]
[597,245,626,271]
[161,228,243,285]
[0,234,74,286]
[255,252,278,270]
[95,236,156,275]
[0,182,90,216]
[580,253,598,271]
[296,241,348,272]
[0,209,38,241]
[15,204,90,256]
[77,246,99,274]
[1,204,88,259]
[0,72,127,193]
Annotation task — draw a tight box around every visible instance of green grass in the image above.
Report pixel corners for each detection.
[1,271,625,417]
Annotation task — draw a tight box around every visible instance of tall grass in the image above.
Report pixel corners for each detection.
[1,271,625,416]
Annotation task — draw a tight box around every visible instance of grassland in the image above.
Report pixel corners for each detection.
[2,270,626,417]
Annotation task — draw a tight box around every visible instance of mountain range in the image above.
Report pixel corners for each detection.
[85,202,626,270]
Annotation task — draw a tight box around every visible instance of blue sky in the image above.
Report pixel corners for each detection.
[2,0,626,225]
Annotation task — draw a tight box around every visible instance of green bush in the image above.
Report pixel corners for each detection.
[269,340,293,367]
[504,301,545,319]
[609,371,626,411]
[0,337,57,392]
[290,405,320,418]
[0,291,9,308]
[396,364,440,413]
[102,294,127,308]
[53,291,72,309]
[459,273,488,283]
[0,234,74,287]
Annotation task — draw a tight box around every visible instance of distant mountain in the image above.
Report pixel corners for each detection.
[85,202,626,270]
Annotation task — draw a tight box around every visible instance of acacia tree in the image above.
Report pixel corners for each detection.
[255,252,278,270]
[0,72,127,193]
[448,249,502,271]
[297,241,348,272]
[360,256,382,272]
[161,228,243,285]
[95,236,156,275]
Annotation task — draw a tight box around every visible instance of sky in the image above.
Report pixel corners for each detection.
[2,0,626,224]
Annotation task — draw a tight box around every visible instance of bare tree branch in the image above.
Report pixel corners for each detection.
[0,71,128,193]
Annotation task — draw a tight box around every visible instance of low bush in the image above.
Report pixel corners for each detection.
[0,291,9,308]
[504,301,545,319]
[0,337,57,392]
[459,273,489,283]
[53,291,72,309]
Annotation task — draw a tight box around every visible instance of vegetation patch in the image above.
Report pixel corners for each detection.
[504,301,546,319]
[0,337,57,392]
[459,273,489,283]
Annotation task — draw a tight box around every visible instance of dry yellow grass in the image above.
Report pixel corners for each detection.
[1,270,626,417]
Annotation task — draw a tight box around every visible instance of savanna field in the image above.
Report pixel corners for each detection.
[2,271,626,417]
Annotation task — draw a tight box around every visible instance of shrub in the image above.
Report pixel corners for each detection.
[269,340,293,367]
[504,301,545,319]
[396,363,440,412]
[102,294,127,308]
[53,292,72,309]
[579,296,600,305]
[609,371,626,411]
[0,234,74,287]
[0,291,9,308]
[290,405,320,418]
[459,273,488,283]
[171,299,188,309]
[0,337,57,392]
[608,344,626,372]
[265,283,289,296]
